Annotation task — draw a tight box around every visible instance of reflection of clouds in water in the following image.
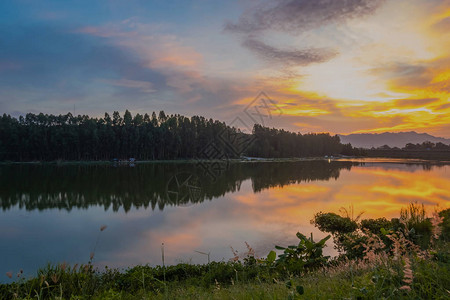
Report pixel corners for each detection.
[1,162,450,278]
[104,164,450,266]
[101,179,341,266]
[337,167,450,216]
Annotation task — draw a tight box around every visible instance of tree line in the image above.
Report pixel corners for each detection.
[248,124,365,158]
[375,141,450,151]
[0,111,362,161]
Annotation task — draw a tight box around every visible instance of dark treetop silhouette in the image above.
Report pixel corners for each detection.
[0,110,362,161]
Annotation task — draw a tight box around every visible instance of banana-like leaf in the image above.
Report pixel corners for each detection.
[316,235,331,246]
[296,232,307,240]
[267,250,276,263]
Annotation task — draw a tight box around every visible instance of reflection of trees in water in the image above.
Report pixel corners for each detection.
[0,161,361,212]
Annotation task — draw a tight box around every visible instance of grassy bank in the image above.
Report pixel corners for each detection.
[2,204,449,299]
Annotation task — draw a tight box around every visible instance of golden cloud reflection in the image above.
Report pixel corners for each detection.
[101,163,450,267]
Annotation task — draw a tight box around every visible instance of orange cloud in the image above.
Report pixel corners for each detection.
[75,5,450,138]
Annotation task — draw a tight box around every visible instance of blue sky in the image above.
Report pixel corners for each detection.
[1,0,449,137]
[0,1,251,117]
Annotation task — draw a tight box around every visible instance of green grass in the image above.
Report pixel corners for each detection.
[2,245,449,299]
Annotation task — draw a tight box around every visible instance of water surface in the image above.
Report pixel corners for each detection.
[1,160,449,281]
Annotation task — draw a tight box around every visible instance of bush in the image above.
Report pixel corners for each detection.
[361,218,393,234]
[312,212,358,235]
[439,208,450,241]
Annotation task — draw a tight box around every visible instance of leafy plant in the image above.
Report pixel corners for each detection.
[275,232,331,273]
[400,202,433,248]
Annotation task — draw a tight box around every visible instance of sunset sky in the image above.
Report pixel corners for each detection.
[1,0,449,137]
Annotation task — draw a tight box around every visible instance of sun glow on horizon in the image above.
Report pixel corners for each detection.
[0,0,449,137]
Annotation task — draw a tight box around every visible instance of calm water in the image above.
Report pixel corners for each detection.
[1,159,449,281]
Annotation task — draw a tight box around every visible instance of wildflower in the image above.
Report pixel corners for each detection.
[229,246,239,262]
[400,256,414,292]
[5,272,12,279]
[362,231,386,264]
[431,211,443,240]
[90,252,95,260]
[51,273,59,284]
[60,262,67,272]
[245,241,255,257]
[214,279,221,290]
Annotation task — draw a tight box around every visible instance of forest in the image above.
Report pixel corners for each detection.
[0,111,362,161]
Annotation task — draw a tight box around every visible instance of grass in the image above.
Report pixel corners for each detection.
[4,253,447,299]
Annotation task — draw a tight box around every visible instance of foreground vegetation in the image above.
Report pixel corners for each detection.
[2,203,449,299]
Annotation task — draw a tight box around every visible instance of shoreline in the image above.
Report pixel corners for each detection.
[1,155,450,165]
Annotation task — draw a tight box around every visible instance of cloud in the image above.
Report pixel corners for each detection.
[76,24,204,70]
[435,103,450,111]
[370,57,450,96]
[0,23,242,115]
[0,25,167,102]
[393,98,440,108]
[225,0,385,35]
[76,22,259,113]
[101,79,156,93]
[242,38,338,66]
[2,2,448,138]
[371,62,431,88]
[432,16,450,33]
[225,0,385,69]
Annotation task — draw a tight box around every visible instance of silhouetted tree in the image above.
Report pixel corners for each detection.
[0,111,363,161]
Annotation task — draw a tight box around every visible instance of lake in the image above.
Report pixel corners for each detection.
[1,159,449,280]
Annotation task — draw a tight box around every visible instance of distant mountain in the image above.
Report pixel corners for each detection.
[339,132,450,149]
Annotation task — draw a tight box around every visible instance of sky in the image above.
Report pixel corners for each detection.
[0,0,449,137]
